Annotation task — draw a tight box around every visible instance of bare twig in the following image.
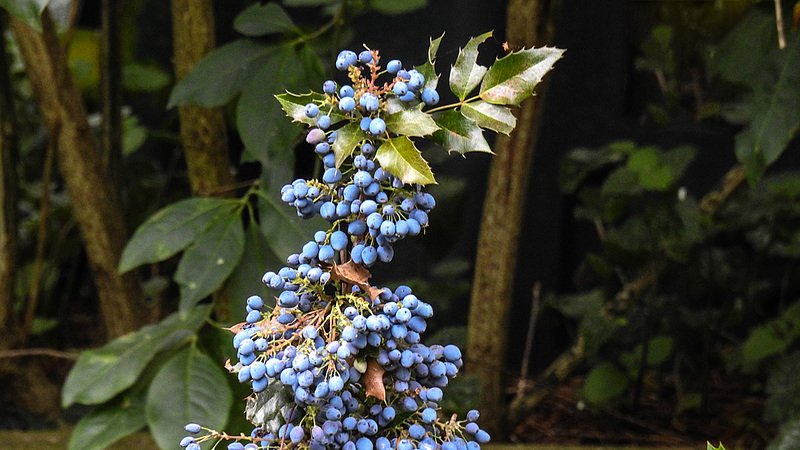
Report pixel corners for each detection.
[0,348,80,360]
[774,0,786,49]
[514,282,542,402]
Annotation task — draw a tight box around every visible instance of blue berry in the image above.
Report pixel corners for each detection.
[387,59,402,74]
[184,423,202,434]
[339,85,354,98]
[393,82,408,96]
[339,97,356,112]
[359,50,373,64]
[421,88,439,106]
[305,103,319,118]
[369,118,386,135]
[317,114,331,129]
[323,80,337,94]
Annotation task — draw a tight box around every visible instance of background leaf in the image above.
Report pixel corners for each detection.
[167,39,272,108]
[375,136,436,185]
[0,0,49,31]
[62,306,210,407]
[119,198,237,273]
[369,0,427,15]
[68,388,147,450]
[146,345,233,450]
[236,42,324,165]
[175,211,246,311]
[430,110,492,155]
[480,46,564,105]
[227,220,283,316]
[581,362,628,404]
[234,3,299,37]
[449,31,492,100]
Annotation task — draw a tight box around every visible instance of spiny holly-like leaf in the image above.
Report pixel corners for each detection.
[384,105,439,137]
[461,100,516,135]
[62,306,210,407]
[146,345,233,449]
[119,198,237,273]
[276,91,349,126]
[415,34,443,91]
[168,39,272,108]
[450,31,493,100]
[480,46,564,105]
[364,358,387,402]
[175,211,246,311]
[333,122,368,168]
[234,2,299,37]
[375,136,436,185]
[430,110,492,155]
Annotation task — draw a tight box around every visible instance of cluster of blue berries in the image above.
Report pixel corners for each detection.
[180,47,487,450]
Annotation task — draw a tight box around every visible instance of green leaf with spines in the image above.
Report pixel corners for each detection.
[234,2,299,37]
[375,136,436,185]
[0,0,49,31]
[734,27,800,184]
[146,344,233,450]
[236,42,324,165]
[415,34,443,91]
[175,210,246,311]
[384,105,439,137]
[61,306,210,407]
[430,110,492,155]
[461,100,516,135]
[167,39,272,108]
[276,91,349,126]
[333,122,368,168]
[119,197,237,273]
[449,31,493,100]
[369,0,428,15]
[480,46,564,105]
[68,387,147,450]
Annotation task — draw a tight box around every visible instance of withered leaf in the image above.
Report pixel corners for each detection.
[364,358,386,402]
[330,261,384,301]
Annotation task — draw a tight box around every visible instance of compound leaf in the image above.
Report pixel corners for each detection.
[480,46,563,105]
[430,109,492,155]
[375,136,436,185]
[146,345,232,450]
[119,198,237,273]
[175,211,246,311]
[461,100,516,135]
[450,31,492,100]
[234,2,299,37]
[62,306,210,407]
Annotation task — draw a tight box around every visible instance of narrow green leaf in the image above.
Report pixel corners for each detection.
[276,91,348,126]
[122,63,171,92]
[227,220,283,314]
[333,122,368,168]
[236,42,324,164]
[450,31,492,100]
[430,110,492,155]
[175,211,246,311]
[68,388,147,450]
[167,39,272,108]
[369,0,427,15]
[384,105,439,137]
[234,3,299,37]
[119,198,237,273]
[375,136,436,185]
[259,166,327,259]
[415,34,443,91]
[146,345,233,450]
[61,306,210,407]
[0,0,49,31]
[480,46,564,105]
[735,28,800,184]
[461,100,516,135]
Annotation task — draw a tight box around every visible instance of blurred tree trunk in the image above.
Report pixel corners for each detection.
[170,0,234,197]
[0,13,19,348]
[9,10,148,338]
[466,0,558,437]
[171,0,235,320]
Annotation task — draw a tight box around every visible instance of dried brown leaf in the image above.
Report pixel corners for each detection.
[364,358,386,402]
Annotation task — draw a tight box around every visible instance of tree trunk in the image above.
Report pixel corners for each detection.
[466,0,558,437]
[170,0,234,197]
[0,13,19,348]
[9,10,148,338]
